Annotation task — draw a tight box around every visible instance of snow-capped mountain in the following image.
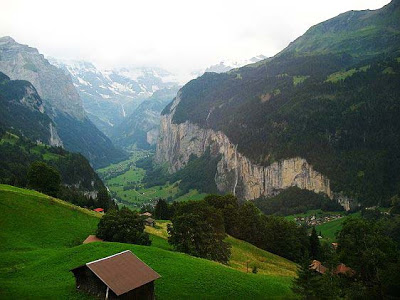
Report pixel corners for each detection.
[204,55,268,73]
[49,58,179,136]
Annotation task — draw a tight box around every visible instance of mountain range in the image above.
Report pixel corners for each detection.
[156,0,400,208]
[0,36,125,168]
[50,59,180,136]
[204,55,268,73]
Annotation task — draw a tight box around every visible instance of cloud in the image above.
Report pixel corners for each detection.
[0,0,391,81]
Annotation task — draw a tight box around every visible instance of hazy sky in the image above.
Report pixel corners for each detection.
[0,0,391,80]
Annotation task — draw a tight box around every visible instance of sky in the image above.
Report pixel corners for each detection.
[0,0,391,81]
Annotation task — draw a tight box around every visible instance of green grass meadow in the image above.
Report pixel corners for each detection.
[0,184,297,299]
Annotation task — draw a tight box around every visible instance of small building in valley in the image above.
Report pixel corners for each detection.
[82,235,103,244]
[144,217,155,227]
[140,212,152,217]
[93,208,104,213]
[71,250,160,299]
[310,260,355,277]
[310,260,327,274]
[334,263,355,277]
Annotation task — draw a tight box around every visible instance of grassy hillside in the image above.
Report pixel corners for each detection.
[0,185,296,299]
[315,212,361,242]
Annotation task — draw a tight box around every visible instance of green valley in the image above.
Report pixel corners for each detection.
[97,151,207,209]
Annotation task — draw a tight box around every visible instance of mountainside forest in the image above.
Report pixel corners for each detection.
[161,0,400,206]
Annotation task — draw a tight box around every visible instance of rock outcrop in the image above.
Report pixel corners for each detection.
[156,94,332,201]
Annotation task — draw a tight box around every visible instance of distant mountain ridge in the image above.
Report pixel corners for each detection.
[112,86,180,150]
[50,58,179,136]
[0,37,125,167]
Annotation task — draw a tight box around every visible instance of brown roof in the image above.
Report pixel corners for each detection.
[75,250,160,296]
[334,263,355,276]
[140,212,152,217]
[82,235,103,244]
[310,260,327,274]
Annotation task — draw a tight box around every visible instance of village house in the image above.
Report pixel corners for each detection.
[310,260,355,277]
[310,260,327,274]
[140,212,152,217]
[144,217,155,227]
[93,208,104,213]
[71,250,160,299]
[82,235,103,244]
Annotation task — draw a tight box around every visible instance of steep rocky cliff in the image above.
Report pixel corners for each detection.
[156,94,332,201]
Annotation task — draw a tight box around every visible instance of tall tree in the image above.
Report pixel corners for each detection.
[27,161,61,197]
[96,187,116,212]
[204,194,240,235]
[154,198,170,220]
[309,227,321,260]
[168,201,230,263]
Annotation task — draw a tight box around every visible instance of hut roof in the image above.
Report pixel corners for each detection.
[309,260,327,274]
[93,208,104,212]
[334,263,355,276]
[71,250,160,296]
[140,212,152,217]
[82,235,103,244]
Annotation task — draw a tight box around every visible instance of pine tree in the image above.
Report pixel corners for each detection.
[310,227,321,260]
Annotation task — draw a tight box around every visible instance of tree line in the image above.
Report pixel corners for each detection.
[155,195,312,263]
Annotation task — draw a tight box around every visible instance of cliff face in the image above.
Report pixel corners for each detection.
[156,94,332,201]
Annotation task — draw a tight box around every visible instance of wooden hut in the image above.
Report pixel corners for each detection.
[71,250,160,299]
[82,235,103,244]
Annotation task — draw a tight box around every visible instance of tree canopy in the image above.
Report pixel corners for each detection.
[96,208,151,246]
[27,161,61,197]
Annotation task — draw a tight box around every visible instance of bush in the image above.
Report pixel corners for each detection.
[96,208,151,245]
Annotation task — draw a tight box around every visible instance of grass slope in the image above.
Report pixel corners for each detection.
[0,185,296,299]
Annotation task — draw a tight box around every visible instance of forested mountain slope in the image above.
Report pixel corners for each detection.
[0,129,105,195]
[0,72,61,146]
[157,0,400,207]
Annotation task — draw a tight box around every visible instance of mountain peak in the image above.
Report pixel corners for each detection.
[0,36,16,44]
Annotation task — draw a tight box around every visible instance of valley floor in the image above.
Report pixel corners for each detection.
[97,151,207,209]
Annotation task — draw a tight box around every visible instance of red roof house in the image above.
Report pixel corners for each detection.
[93,208,104,213]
